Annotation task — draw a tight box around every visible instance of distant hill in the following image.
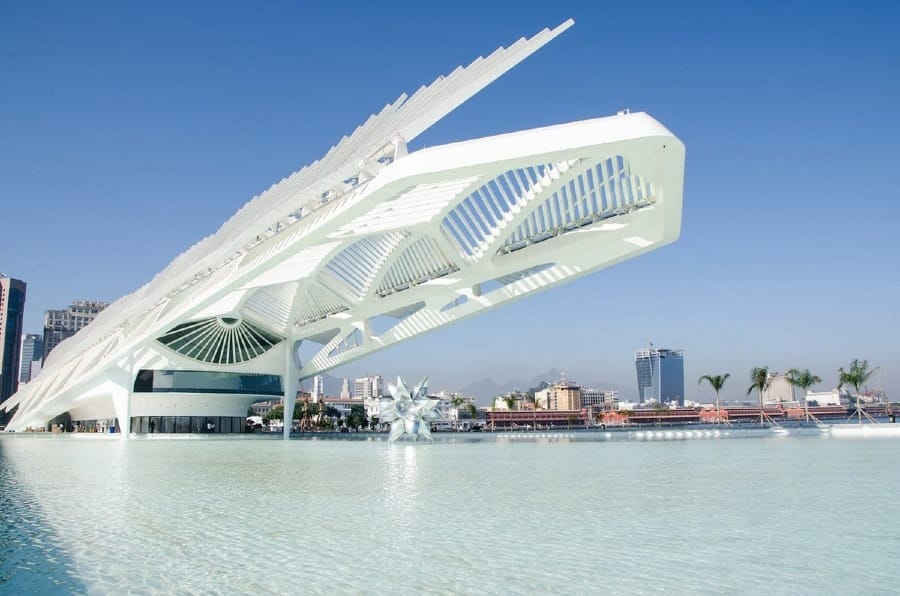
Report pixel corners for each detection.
[459,368,635,404]
[459,368,562,403]
[303,368,635,404]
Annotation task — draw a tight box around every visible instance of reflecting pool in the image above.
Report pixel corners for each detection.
[2,433,899,594]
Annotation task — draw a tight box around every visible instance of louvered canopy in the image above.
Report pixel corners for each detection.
[157,318,283,364]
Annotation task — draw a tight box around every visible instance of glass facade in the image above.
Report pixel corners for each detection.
[133,369,282,395]
[634,348,685,406]
[130,416,247,434]
[1,277,26,405]
[19,333,43,383]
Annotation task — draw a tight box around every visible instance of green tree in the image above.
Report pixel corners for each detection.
[698,373,730,425]
[264,405,283,426]
[315,400,328,429]
[297,400,316,431]
[346,404,367,430]
[785,368,822,423]
[747,366,775,426]
[323,405,341,429]
[466,403,478,421]
[839,359,877,423]
[503,394,517,411]
[450,396,466,430]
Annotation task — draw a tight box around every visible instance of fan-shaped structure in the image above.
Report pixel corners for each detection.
[157,318,283,364]
[1,19,686,436]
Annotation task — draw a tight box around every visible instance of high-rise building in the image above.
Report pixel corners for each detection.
[42,300,108,360]
[19,333,43,383]
[354,374,383,400]
[310,374,324,403]
[554,381,582,410]
[340,378,351,399]
[535,379,582,410]
[634,347,684,405]
[1,275,27,405]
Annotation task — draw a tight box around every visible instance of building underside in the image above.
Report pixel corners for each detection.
[1,19,685,436]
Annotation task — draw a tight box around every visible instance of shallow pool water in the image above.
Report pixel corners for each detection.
[2,432,899,594]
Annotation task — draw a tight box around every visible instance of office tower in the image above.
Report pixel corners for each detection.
[354,374,383,400]
[634,347,685,406]
[340,378,351,399]
[42,300,109,360]
[1,275,27,404]
[19,333,43,383]
[311,374,324,403]
[554,380,582,410]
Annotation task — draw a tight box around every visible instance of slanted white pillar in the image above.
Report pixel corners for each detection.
[282,341,299,440]
[109,374,132,440]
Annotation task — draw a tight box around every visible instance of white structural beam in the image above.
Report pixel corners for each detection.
[2,20,687,434]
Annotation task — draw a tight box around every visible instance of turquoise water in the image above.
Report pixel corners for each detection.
[2,432,899,594]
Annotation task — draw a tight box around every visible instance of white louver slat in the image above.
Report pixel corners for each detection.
[157,318,283,364]
[374,236,458,297]
[294,285,350,327]
[321,232,406,301]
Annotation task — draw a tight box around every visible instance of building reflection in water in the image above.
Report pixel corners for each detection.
[380,444,421,548]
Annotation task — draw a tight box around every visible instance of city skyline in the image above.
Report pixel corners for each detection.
[2,2,898,402]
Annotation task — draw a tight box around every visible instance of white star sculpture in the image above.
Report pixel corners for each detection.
[366,377,441,443]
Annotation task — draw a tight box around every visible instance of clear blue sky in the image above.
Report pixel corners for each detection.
[2,1,898,402]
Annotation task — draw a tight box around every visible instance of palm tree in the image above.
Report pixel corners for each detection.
[747,366,777,426]
[525,393,539,430]
[450,396,466,431]
[465,403,478,429]
[698,373,730,425]
[839,359,877,424]
[785,368,822,424]
[302,399,319,431]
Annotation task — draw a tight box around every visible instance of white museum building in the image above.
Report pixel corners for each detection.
[1,19,685,436]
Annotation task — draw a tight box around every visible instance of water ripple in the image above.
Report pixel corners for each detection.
[2,435,899,594]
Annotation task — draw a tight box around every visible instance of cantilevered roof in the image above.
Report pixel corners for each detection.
[3,19,686,433]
